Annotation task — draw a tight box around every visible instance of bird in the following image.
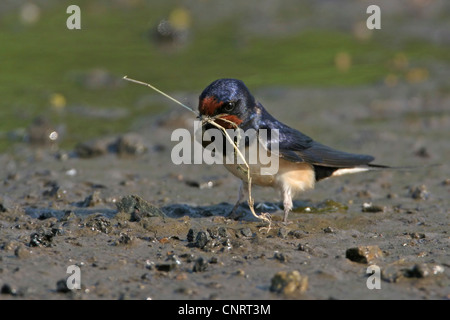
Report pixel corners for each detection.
[197,78,387,223]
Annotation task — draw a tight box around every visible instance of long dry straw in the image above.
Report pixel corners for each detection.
[123,76,271,229]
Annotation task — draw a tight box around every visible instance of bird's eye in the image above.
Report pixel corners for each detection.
[223,102,235,112]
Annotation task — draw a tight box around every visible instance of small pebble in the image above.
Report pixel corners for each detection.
[116,195,164,220]
[155,262,178,272]
[15,245,31,259]
[346,245,383,264]
[115,233,134,246]
[239,227,253,238]
[29,229,56,247]
[270,270,308,295]
[155,252,181,272]
[116,133,147,156]
[186,228,198,242]
[217,227,229,238]
[273,251,289,263]
[1,284,17,296]
[192,257,208,272]
[289,230,308,239]
[414,147,430,158]
[356,190,372,198]
[234,269,245,276]
[409,232,425,239]
[277,227,288,239]
[185,179,221,189]
[175,287,194,295]
[75,137,112,158]
[141,273,151,281]
[84,214,111,234]
[362,202,385,213]
[323,226,335,234]
[297,243,314,254]
[194,231,211,249]
[404,263,445,278]
[209,257,218,264]
[2,241,18,251]
[77,191,102,208]
[56,279,71,293]
[409,185,430,200]
[381,266,405,283]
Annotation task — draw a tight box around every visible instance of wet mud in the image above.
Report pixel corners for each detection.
[0,85,449,300]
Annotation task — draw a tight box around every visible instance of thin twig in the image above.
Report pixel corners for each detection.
[123,76,197,115]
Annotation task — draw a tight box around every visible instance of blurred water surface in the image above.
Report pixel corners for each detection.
[0,0,449,152]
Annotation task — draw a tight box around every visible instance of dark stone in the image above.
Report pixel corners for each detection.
[270,270,308,294]
[60,210,77,222]
[409,232,426,239]
[206,226,229,239]
[346,246,383,264]
[209,257,218,264]
[76,191,102,208]
[362,202,385,213]
[289,230,308,239]
[74,137,113,158]
[323,226,335,234]
[217,227,229,238]
[277,227,288,239]
[194,231,211,249]
[141,273,152,281]
[298,243,314,254]
[116,195,164,221]
[156,254,181,272]
[42,181,62,199]
[414,147,430,158]
[187,228,198,242]
[404,264,445,278]
[116,133,147,156]
[84,214,111,234]
[29,228,58,247]
[155,263,177,272]
[116,233,134,245]
[240,227,253,237]
[56,279,71,293]
[409,185,430,200]
[1,284,17,296]
[193,257,208,272]
[273,252,289,263]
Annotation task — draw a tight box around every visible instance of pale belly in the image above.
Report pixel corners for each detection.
[223,158,316,194]
[219,136,316,194]
[223,162,277,187]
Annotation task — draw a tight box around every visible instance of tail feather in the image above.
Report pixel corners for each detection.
[314,163,438,181]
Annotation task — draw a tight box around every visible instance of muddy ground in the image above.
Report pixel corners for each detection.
[0,83,449,300]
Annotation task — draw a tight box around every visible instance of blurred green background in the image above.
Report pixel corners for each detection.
[1,0,449,152]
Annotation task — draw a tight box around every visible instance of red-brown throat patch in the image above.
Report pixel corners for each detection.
[215,115,243,129]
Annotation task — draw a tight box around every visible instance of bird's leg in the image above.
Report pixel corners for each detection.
[228,181,248,220]
[282,186,293,224]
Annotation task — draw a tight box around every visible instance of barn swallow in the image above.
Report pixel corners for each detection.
[198,79,387,223]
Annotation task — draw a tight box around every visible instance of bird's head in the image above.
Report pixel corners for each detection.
[198,79,256,129]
